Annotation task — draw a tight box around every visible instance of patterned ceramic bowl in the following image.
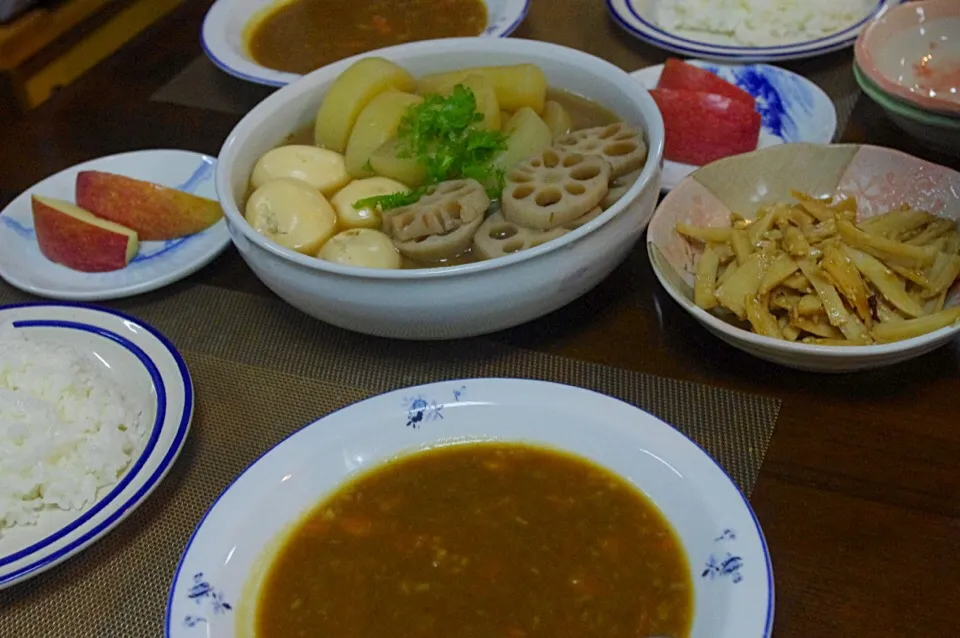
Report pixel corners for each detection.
[648,143,960,373]
[855,0,960,116]
[854,62,960,158]
[166,378,773,638]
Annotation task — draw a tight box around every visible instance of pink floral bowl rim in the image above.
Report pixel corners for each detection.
[646,143,960,370]
[855,0,960,116]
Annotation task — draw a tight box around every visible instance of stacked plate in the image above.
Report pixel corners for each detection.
[854,0,960,156]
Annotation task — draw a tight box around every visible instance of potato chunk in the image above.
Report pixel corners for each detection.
[542,100,574,138]
[345,90,423,178]
[425,74,502,132]
[416,64,548,113]
[369,137,427,188]
[493,107,553,173]
[314,58,415,153]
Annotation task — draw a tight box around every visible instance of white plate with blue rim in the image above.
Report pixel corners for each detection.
[201,0,531,88]
[631,60,838,191]
[0,149,229,301]
[0,302,192,589]
[608,0,903,62]
[166,378,773,638]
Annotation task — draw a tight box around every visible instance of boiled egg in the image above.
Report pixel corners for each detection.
[317,228,401,269]
[251,145,351,195]
[245,178,337,254]
[330,177,410,230]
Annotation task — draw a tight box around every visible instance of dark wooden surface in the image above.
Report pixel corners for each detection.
[0,1,958,636]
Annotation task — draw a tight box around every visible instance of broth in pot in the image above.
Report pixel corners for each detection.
[241,58,651,271]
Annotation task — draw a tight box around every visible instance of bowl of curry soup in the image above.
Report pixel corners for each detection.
[165,378,774,638]
[202,0,531,87]
[215,37,665,340]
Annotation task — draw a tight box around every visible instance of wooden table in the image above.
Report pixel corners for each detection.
[0,1,957,636]
[0,0,184,114]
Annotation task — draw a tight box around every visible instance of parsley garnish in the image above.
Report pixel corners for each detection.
[353,85,507,212]
[354,187,425,211]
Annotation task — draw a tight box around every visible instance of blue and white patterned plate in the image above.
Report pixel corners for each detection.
[166,378,773,638]
[201,0,531,87]
[631,61,838,191]
[0,303,192,589]
[0,149,229,301]
[609,0,903,62]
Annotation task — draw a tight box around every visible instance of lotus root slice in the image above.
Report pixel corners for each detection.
[383,178,489,242]
[554,123,647,179]
[501,148,610,231]
[474,207,603,260]
[394,213,484,262]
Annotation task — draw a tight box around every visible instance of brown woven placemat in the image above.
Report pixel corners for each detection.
[0,280,780,638]
[151,51,860,139]
[151,56,276,117]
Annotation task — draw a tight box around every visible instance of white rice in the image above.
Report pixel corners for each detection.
[652,0,874,47]
[0,322,146,534]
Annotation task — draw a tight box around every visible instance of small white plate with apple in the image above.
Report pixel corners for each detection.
[0,149,230,301]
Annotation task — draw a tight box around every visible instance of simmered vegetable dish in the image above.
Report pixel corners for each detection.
[255,443,693,638]
[243,59,648,269]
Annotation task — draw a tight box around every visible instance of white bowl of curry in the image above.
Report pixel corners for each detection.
[202,0,531,87]
[165,378,774,638]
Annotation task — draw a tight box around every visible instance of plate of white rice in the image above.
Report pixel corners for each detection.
[607,0,904,62]
[0,302,192,589]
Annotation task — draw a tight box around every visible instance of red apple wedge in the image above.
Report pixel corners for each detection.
[75,171,223,241]
[31,196,139,272]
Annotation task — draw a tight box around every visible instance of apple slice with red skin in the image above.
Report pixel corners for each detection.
[75,171,223,241]
[31,195,139,272]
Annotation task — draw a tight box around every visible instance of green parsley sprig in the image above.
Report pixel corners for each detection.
[354,85,507,212]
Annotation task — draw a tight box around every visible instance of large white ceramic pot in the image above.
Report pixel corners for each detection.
[217,37,665,340]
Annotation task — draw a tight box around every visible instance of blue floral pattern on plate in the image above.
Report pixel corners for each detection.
[702,528,744,584]
[0,217,32,240]
[697,64,818,143]
[404,384,467,428]
[183,572,233,628]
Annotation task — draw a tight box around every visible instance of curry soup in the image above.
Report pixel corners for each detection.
[247,0,487,75]
[278,88,621,269]
[255,442,694,638]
